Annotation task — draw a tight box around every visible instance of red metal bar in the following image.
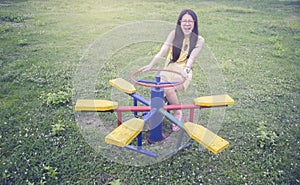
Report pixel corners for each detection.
[164,104,200,110]
[113,104,227,126]
[164,104,227,110]
[114,104,225,112]
[189,108,195,122]
[117,111,122,126]
[115,106,151,112]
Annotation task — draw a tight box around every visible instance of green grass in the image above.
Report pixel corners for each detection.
[1,0,299,184]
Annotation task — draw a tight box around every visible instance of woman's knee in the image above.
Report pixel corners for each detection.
[165,87,176,95]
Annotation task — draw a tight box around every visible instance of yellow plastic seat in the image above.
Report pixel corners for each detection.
[184,122,229,154]
[105,118,144,147]
[109,78,136,94]
[75,99,118,111]
[194,94,234,106]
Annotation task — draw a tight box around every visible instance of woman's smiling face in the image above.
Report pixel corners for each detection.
[180,13,194,36]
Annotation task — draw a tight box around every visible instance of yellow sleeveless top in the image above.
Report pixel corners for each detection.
[165,37,190,69]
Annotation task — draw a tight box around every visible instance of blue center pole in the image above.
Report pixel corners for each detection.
[148,71,165,143]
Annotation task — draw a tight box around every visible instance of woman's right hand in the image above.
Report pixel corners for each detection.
[139,64,153,72]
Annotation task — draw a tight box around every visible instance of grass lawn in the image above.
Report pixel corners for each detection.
[1,0,299,184]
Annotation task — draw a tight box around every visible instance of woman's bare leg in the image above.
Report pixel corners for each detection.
[165,87,182,131]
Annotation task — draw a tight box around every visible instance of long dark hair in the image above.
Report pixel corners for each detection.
[171,9,199,63]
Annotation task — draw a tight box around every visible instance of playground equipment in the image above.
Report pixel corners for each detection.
[75,69,234,158]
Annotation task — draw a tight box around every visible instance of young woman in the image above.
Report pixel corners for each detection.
[140,9,204,131]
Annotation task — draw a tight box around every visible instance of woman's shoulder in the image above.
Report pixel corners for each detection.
[198,35,205,42]
[169,30,176,37]
[194,35,205,48]
[197,35,205,45]
[165,30,176,43]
